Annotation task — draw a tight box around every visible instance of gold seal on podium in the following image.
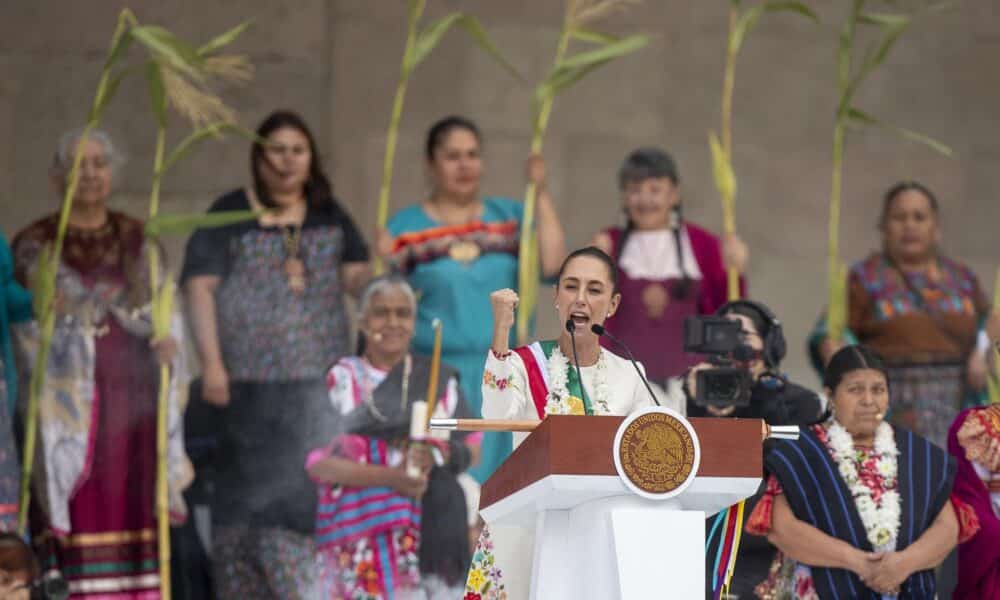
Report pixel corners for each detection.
[613,407,701,499]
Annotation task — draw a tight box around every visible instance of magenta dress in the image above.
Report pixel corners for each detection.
[13,212,181,599]
[602,223,745,382]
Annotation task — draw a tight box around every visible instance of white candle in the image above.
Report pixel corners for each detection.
[409,401,428,441]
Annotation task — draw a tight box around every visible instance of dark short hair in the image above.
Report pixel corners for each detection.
[618,147,679,189]
[879,181,939,227]
[425,115,482,161]
[556,246,618,294]
[824,345,889,392]
[0,532,38,579]
[251,110,338,211]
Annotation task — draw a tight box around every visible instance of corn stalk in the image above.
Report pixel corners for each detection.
[129,19,257,598]
[373,0,522,274]
[825,0,953,344]
[710,0,817,301]
[516,0,650,343]
[18,8,138,535]
[988,267,1000,405]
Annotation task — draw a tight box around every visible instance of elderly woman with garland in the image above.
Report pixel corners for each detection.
[464,247,653,599]
[307,275,477,599]
[748,345,979,599]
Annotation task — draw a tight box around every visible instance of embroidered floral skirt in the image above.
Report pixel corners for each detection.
[318,526,421,599]
[464,524,535,600]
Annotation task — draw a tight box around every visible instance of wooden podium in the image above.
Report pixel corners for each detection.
[478,414,764,599]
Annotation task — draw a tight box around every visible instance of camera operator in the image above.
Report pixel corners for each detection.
[678,300,823,599]
[681,299,823,426]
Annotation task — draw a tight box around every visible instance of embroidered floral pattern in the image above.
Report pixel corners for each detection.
[321,526,421,599]
[465,526,506,600]
[483,369,513,391]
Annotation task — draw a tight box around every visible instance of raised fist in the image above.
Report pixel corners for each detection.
[490,288,519,333]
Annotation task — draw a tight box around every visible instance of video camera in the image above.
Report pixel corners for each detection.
[683,316,754,408]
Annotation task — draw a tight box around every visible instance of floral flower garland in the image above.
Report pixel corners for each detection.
[544,345,611,415]
[826,420,901,550]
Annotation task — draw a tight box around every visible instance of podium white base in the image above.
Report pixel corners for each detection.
[528,496,705,600]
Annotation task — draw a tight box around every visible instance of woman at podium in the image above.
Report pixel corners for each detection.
[465,246,654,598]
[749,345,979,598]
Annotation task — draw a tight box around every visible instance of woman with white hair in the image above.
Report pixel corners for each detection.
[306,275,477,599]
[11,128,191,599]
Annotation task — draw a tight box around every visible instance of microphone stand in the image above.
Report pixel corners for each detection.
[565,319,591,412]
[591,323,661,407]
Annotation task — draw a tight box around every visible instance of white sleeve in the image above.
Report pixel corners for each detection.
[480,351,535,420]
[326,362,357,416]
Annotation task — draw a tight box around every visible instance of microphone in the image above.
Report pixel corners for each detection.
[590,323,660,407]
[565,319,590,410]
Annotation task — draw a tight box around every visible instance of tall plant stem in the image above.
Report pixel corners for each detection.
[374,0,426,275]
[515,23,572,344]
[826,120,846,343]
[17,8,134,535]
[721,5,740,301]
[147,126,172,599]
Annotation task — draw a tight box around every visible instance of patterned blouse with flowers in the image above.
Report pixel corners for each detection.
[748,424,980,599]
[307,356,460,599]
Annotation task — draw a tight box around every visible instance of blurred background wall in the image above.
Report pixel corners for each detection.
[1,0,996,385]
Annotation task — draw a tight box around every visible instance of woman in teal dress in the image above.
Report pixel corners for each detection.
[0,231,31,531]
[383,115,566,482]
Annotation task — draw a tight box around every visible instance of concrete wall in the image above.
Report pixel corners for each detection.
[1,1,997,385]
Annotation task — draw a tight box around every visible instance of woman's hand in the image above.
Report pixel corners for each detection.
[202,360,230,407]
[722,233,749,273]
[389,465,428,499]
[966,348,989,391]
[526,153,547,190]
[864,551,909,595]
[407,443,434,476]
[375,227,395,259]
[490,288,518,355]
[151,336,178,366]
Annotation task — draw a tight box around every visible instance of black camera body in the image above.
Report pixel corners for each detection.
[683,316,753,408]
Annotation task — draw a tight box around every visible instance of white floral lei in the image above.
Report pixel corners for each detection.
[544,345,611,415]
[826,420,901,550]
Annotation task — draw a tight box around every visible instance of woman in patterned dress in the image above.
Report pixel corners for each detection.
[12,128,190,599]
[810,182,992,448]
[182,110,369,599]
[307,276,473,599]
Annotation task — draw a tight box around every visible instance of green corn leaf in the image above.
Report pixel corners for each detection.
[152,277,175,339]
[408,12,464,71]
[570,28,620,45]
[91,68,129,122]
[158,122,260,178]
[732,2,818,54]
[536,34,649,100]
[846,107,953,156]
[853,13,910,86]
[409,13,523,82]
[144,210,259,238]
[708,131,737,204]
[146,62,168,128]
[104,28,134,70]
[131,25,204,78]
[197,20,253,56]
[29,244,57,319]
[555,33,649,71]
[826,261,849,344]
[454,15,524,82]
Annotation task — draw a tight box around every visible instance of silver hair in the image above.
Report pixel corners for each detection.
[359,275,417,316]
[51,127,126,177]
